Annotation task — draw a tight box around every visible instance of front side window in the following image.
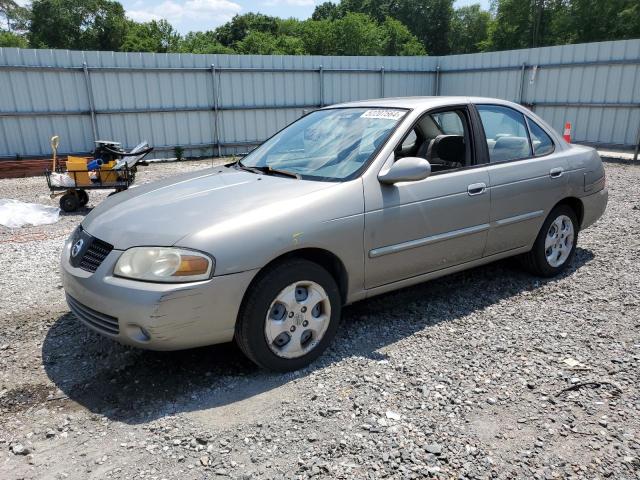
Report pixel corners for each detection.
[240,107,407,181]
[400,129,417,152]
[396,108,471,173]
[477,105,532,163]
[431,112,464,135]
[527,117,555,156]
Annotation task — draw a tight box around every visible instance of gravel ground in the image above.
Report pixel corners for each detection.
[0,161,638,480]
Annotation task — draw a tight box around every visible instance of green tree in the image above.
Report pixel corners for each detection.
[381,16,426,55]
[311,2,341,21]
[332,12,383,55]
[177,31,235,54]
[0,29,28,47]
[617,1,640,39]
[487,0,572,50]
[276,18,303,37]
[449,4,492,53]
[215,13,279,47]
[120,19,180,53]
[218,11,423,56]
[567,0,640,43]
[1,0,30,33]
[275,34,307,55]
[235,30,306,55]
[338,0,454,55]
[29,0,127,50]
[298,19,337,55]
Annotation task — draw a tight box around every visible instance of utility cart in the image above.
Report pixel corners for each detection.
[45,139,153,212]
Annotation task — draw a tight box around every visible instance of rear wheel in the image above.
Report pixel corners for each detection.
[521,204,578,277]
[235,259,341,371]
[76,189,89,206]
[59,193,79,212]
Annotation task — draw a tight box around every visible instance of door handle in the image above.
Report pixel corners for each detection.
[550,167,564,178]
[467,182,486,196]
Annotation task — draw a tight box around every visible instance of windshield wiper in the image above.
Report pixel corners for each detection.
[236,161,300,179]
[235,160,264,175]
[265,166,301,179]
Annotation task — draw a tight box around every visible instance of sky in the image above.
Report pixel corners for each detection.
[122,0,492,34]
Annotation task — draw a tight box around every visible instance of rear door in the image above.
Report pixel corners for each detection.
[474,104,569,256]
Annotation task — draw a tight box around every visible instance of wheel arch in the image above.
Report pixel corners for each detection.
[243,247,349,306]
[553,197,584,228]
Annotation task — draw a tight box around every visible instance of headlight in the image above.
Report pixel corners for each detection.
[114,247,214,283]
[69,225,81,243]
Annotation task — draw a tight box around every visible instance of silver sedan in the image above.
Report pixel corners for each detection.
[61,97,608,371]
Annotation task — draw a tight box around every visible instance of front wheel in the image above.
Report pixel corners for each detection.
[521,205,578,277]
[235,259,342,371]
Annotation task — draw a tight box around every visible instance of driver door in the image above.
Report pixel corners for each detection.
[363,106,491,289]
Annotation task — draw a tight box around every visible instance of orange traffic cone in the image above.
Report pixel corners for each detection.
[563,122,572,143]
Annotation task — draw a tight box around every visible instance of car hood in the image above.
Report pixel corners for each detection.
[81,166,336,249]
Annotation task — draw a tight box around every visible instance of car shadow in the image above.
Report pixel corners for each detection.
[42,248,594,424]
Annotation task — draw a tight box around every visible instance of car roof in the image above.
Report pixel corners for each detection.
[327,96,517,110]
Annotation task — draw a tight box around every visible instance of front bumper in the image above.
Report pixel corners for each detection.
[60,239,258,350]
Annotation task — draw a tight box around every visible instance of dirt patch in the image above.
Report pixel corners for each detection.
[0,384,52,414]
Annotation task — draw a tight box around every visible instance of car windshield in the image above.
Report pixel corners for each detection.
[240,107,407,180]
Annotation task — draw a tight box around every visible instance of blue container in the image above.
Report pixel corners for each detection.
[87,158,104,170]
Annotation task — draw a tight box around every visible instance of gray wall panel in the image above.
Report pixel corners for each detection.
[1,40,638,159]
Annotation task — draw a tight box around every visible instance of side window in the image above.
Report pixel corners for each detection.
[431,112,464,135]
[394,128,418,158]
[401,129,417,151]
[394,108,472,174]
[477,105,532,163]
[416,109,470,173]
[526,118,555,156]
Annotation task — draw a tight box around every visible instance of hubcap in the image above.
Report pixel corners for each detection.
[544,214,574,267]
[264,281,331,359]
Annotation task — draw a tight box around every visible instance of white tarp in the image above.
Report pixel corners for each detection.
[49,172,76,187]
[0,200,60,228]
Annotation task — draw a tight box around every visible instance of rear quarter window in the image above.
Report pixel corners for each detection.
[526,117,555,156]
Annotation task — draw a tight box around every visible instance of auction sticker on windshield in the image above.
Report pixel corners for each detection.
[360,110,405,120]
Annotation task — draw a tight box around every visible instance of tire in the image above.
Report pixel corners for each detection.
[59,193,80,212]
[76,189,89,206]
[521,204,579,277]
[235,259,342,371]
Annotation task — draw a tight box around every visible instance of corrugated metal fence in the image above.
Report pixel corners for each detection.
[1,39,639,160]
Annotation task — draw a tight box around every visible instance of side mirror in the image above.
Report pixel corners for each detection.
[378,157,431,185]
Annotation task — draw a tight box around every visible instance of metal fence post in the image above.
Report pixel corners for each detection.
[634,115,640,163]
[82,62,98,143]
[518,63,527,104]
[211,64,221,158]
[434,65,440,96]
[380,66,385,97]
[319,65,324,107]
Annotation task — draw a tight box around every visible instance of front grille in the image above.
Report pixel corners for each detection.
[66,294,120,335]
[79,238,113,273]
[69,226,113,273]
